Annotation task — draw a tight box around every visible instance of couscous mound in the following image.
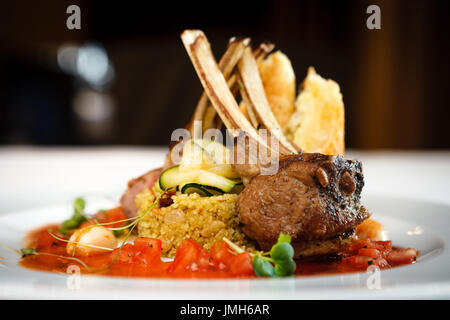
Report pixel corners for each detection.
[136,189,256,257]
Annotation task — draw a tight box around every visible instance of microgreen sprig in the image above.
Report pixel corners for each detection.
[105,201,157,270]
[59,197,89,235]
[94,215,140,238]
[95,216,139,228]
[253,234,296,277]
[47,229,115,252]
[224,233,296,278]
[20,248,37,257]
[18,247,90,270]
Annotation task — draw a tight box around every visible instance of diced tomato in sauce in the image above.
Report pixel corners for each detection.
[111,238,162,266]
[34,228,68,254]
[94,207,127,228]
[19,213,418,279]
[229,252,254,276]
[357,248,381,259]
[342,240,417,270]
[210,240,235,266]
[347,240,392,255]
[167,238,202,273]
[386,248,418,265]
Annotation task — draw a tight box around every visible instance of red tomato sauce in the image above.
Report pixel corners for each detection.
[19,208,417,279]
[20,230,255,279]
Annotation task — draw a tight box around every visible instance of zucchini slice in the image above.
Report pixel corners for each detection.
[159,165,199,190]
[159,165,240,194]
[195,170,236,193]
[200,140,230,165]
[207,164,240,179]
[179,139,234,172]
[202,185,225,196]
[179,140,214,172]
[152,179,164,194]
[181,183,214,197]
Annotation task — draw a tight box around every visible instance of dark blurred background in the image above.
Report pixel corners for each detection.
[0,0,448,149]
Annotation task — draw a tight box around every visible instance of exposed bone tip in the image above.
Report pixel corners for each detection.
[243,38,251,46]
[181,30,203,45]
[229,37,251,47]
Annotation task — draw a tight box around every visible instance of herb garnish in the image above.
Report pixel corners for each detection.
[253,233,296,277]
[113,229,124,237]
[20,248,37,257]
[223,233,296,278]
[59,197,88,235]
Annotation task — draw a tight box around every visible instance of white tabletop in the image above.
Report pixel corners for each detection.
[0,146,449,214]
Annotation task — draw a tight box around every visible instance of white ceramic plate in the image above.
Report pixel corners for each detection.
[0,194,449,300]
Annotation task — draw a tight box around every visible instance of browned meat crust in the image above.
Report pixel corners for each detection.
[292,231,356,258]
[120,168,162,218]
[237,153,369,256]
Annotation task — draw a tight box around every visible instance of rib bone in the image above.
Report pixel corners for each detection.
[181,30,276,153]
[238,47,298,154]
[200,41,275,132]
[186,37,249,133]
[163,37,248,169]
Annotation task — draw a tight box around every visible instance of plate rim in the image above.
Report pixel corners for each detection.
[1,194,450,299]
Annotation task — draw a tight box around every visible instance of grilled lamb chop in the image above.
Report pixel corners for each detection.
[237,153,370,257]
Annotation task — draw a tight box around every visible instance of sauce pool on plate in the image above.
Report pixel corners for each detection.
[19,222,417,279]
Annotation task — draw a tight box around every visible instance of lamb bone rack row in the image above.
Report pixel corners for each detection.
[180,30,295,158]
[164,36,275,169]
